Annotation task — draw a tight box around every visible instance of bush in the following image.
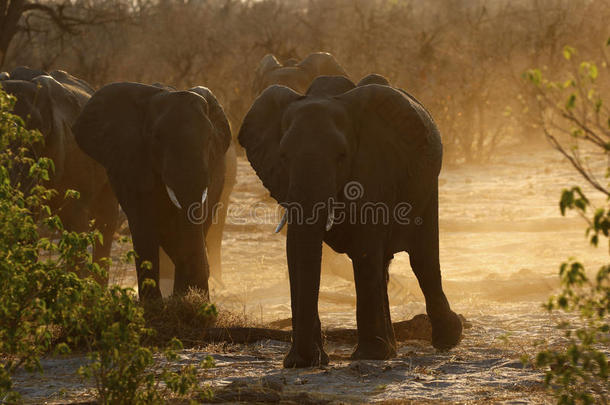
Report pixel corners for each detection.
[0,88,103,402]
[524,38,610,404]
[76,286,214,404]
[0,88,211,403]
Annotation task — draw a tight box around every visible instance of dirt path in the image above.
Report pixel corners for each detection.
[13,144,605,403]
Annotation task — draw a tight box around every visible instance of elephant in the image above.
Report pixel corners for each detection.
[239,74,462,367]
[252,52,349,96]
[73,82,231,300]
[0,67,119,281]
[149,82,237,288]
[253,53,356,281]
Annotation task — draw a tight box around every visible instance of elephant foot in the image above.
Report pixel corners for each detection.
[351,338,397,360]
[430,310,463,351]
[283,343,329,368]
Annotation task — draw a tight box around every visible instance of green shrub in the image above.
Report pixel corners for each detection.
[0,87,103,402]
[0,89,211,403]
[76,286,214,404]
[525,39,610,404]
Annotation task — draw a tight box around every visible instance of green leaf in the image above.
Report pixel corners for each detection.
[565,94,576,110]
[64,190,81,200]
[524,69,542,86]
[563,45,575,60]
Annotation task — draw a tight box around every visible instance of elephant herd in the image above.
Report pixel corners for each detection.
[1,52,462,367]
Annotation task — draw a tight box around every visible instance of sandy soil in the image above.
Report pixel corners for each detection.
[12,144,608,403]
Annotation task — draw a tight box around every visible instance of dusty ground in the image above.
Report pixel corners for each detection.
[12,143,608,403]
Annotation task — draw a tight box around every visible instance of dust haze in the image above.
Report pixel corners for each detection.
[6,0,610,402]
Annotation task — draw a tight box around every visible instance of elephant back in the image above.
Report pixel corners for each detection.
[298,52,349,78]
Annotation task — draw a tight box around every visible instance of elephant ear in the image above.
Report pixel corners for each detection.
[238,85,302,202]
[188,86,232,152]
[10,66,48,81]
[73,82,164,191]
[298,52,348,78]
[357,73,390,87]
[50,70,95,97]
[31,75,83,180]
[337,84,442,208]
[253,54,282,95]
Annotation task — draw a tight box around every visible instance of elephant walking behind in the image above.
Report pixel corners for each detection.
[239,74,462,368]
[1,67,118,282]
[253,52,349,96]
[74,83,231,300]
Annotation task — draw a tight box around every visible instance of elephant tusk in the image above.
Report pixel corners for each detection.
[326,207,334,231]
[166,185,182,209]
[201,187,208,204]
[275,211,288,233]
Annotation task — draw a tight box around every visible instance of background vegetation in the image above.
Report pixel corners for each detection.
[4,0,610,163]
[523,38,609,403]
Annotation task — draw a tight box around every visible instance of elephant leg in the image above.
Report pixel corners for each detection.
[205,210,225,287]
[284,234,328,368]
[283,227,327,368]
[351,247,397,360]
[170,224,209,298]
[408,190,462,351]
[206,143,236,287]
[158,246,175,297]
[128,202,162,301]
[90,182,120,286]
[382,254,395,348]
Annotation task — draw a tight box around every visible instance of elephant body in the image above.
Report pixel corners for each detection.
[253,52,349,96]
[74,82,231,300]
[239,74,462,367]
[150,83,237,287]
[253,53,355,281]
[0,67,119,280]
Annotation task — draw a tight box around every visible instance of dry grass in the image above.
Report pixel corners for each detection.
[142,288,217,347]
[142,288,261,347]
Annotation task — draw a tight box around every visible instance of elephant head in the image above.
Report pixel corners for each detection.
[252,52,349,96]
[1,74,83,186]
[239,75,450,367]
[240,75,441,230]
[74,83,230,213]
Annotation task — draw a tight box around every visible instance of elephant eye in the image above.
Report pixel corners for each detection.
[337,152,347,162]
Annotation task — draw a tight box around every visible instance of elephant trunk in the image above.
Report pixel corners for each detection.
[284,162,335,358]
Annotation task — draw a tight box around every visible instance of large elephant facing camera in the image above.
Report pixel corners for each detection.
[239,74,462,368]
[74,83,231,300]
[253,52,349,96]
[0,67,118,280]
[253,52,355,281]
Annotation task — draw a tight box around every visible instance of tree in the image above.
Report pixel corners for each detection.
[0,0,131,69]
